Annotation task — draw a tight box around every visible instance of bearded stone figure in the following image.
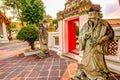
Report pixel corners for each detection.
[72,5,114,80]
[37,24,49,58]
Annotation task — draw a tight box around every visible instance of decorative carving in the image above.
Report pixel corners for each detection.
[57,0,92,20]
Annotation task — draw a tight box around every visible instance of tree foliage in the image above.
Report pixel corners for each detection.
[22,0,45,25]
[8,23,17,32]
[1,0,45,25]
[7,23,17,40]
[1,0,25,25]
[53,19,58,30]
[16,24,39,49]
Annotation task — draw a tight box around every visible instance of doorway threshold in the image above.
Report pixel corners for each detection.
[61,52,81,63]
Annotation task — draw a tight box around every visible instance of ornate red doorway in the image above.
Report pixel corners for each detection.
[68,18,79,55]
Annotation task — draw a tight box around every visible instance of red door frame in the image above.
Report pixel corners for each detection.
[68,18,79,55]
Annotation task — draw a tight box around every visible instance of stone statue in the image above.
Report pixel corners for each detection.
[37,24,49,58]
[72,5,114,80]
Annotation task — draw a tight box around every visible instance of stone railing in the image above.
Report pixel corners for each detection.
[48,32,59,51]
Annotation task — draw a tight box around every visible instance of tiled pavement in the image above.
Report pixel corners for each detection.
[0,50,79,80]
[0,41,29,60]
[0,50,120,80]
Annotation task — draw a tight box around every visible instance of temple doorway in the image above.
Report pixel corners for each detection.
[68,18,79,55]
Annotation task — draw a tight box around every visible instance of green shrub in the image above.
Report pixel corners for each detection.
[16,24,39,50]
[8,23,17,40]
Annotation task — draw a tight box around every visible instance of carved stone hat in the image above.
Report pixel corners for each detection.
[89,4,100,12]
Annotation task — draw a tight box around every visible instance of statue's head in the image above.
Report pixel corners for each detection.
[88,4,100,19]
[39,24,44,29]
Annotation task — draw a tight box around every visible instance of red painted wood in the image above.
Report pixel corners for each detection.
[68,18,79,55]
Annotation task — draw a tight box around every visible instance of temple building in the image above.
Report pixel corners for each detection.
[0,11,11,43]
[48,0,120,74]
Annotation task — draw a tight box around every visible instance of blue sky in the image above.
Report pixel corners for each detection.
[43,0,120,19]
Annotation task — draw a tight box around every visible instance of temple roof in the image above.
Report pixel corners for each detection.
[0,11,11,25]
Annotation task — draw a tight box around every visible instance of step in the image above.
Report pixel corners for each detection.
[105,55,120,74]
[61,52,82,63]
[106,62,120,74]
[105,55,120,63]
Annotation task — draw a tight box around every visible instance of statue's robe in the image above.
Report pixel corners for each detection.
[39,27,49,54]
[79,19,114,79]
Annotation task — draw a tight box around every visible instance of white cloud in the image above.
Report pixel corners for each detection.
[43,0,66,19]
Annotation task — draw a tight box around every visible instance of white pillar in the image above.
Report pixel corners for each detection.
[2,23,8,40]
[58,20,64,52]
[63,20,68,53]
[48,32,53,48]
[118,39,120,60]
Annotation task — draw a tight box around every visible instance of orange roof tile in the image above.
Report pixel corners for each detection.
[0,11,11,25]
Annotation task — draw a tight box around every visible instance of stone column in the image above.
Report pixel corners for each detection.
[58,20,64,52]
[2,23,8,40]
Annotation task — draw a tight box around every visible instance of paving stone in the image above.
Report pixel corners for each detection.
[14,77,26,80]
[5,72,20,79]
[51,66,60,70]
[41,65,51,71]
[0,72,10,79]
[26,77,38,80]
[39,71,49,77]
[28,70,40,77]
[33,65,42,71]
[18,70,31,77]
[49,70,59,77]
[38,77,48,80]
[48,77,60,80]
[0,47,119,80]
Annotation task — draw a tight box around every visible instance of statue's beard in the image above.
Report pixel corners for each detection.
[89,16,99,19]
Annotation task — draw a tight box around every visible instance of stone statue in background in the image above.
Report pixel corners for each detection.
[72,5,114,80]
[37,24,49,58]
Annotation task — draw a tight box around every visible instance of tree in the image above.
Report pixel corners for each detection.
[1,0,25,25]
[7,23,17,40]
[22,0,45,25]
[16,24,39,50]
[53,19,58,30]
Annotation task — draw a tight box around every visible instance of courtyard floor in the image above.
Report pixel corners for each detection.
[0,51,79,80]
[0,41,120,80]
